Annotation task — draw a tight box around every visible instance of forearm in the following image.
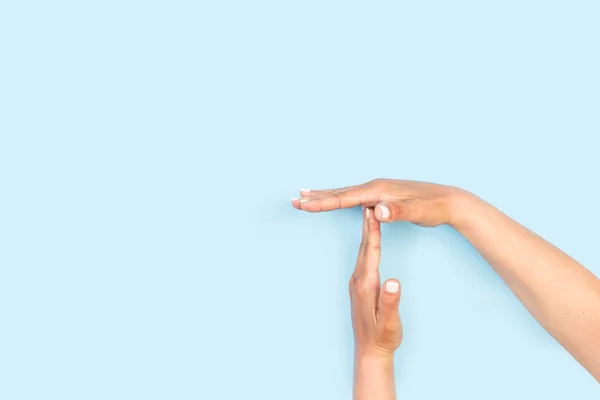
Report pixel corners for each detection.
[453,192,600,380]
[353,349,396,400]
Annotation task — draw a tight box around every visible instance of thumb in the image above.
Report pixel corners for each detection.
[375,199,424,223]
[378,279,401,325]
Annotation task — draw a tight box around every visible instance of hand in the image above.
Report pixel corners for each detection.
[350,207,402,356]
[292,179,471,227]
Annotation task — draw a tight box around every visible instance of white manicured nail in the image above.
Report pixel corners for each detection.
[385,281,399,293]
[299,199,310,203]
[291,198,299,201]
[300,188,310,193]
[380,205,390,219]
[365,208,370,218]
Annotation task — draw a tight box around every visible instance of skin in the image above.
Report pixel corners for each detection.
[291,179,600,396]
[351,207,402,400]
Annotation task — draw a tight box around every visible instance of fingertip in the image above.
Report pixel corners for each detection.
[367,207,380,231]
[384,279,400,294]
[361,207,368,229]
[380,279,401,315]
[376,204,390,221]
[291,198,301,209]
[299,202,313,212]
[293,197,313,210]
[298,198,312,211]
[362,207,368,220]
[364,208,378,232]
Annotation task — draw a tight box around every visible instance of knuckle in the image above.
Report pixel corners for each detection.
[389,202,407,219]
[332,192,343,208]
[379,318,402,340]
[369,179,387,190]
[367,241,380,252]
[355,286,367,299]
[381,297,397,310]
[354,279,369,298]
[365,242,381,253]
[381,292,394,305]
[382,321,400,336]
[359,241,367,252]
[362,244,370,257]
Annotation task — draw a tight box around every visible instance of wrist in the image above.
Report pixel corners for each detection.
[353,347,396,400]
[355,346,395,362]
[446,187,483,230]
[355,351,394,379]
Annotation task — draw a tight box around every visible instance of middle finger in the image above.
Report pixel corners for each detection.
[300,185,359,197]
[351,208,370,284]
[298,187,380,212]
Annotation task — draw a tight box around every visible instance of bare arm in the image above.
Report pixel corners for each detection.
[292,180,600,382]
[455,194,600,380]
[354,352,395,400]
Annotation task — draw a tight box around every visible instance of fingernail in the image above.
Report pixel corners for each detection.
[291,197,299,201]
[300,188,310,193]
[385,281,399,293]
[365,208,370,218]
[299,199,310,203]
[380,205,390,219]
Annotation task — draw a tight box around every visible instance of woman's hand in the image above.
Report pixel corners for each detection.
[351,207,402,356]
[292,179,471,227]
[351,208,402,400]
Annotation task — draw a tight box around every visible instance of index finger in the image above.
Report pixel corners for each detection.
[291,185,360,210]
[362,207,381,282]
[351,207,370,284]
[297,186,381,212]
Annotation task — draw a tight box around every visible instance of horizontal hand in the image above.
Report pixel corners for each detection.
[292,179,471,227]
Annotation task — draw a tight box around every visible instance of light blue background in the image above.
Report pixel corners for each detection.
[1,1,599,399]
